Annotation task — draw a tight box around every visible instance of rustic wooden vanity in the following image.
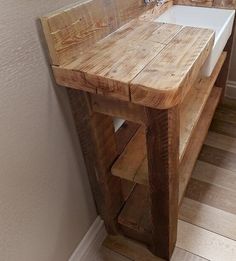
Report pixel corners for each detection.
[41,0,235,259]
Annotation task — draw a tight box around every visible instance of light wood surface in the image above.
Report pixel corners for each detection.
[180,197,236,241]
[111,52,226,184]
[111,86,223,186]
[177,220,236,261]
[130,26,214,108]
[178,87,222,204]
[52,23,214,107]
[41,0,160,65]
[145,106,179,259]
[42,1,214,108]
[90,94,147,125]
[102,98,236,261]
[179,52,227,160]
[115,87,223,236]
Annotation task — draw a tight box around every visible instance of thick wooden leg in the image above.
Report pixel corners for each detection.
[67,89,123,233]
[145,106,179,260]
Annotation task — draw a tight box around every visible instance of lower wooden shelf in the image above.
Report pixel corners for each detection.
[112,86,222,204]
[117,86,222,243]
[112,52,226,185]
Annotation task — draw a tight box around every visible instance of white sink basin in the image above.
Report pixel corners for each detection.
[155,5,235,76]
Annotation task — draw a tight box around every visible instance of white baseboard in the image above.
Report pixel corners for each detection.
[69,217,107,261]
[226,80,236,98]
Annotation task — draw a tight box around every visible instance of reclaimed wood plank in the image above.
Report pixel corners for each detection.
[41,0,158,65]
[53,21,172,100]
[178,87,222,205]
[112,128,146,182]
[179,53,226,160]
[91,94,147,125]
[130,26,214,109]
[115,121,140,155]
[111,87,222,191]
[48,20,213,106]
[145,106,179,259]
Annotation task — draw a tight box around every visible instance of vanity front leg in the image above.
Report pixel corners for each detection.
[145,106,179,260]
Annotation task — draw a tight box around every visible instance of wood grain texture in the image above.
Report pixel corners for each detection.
[178,87,222,205]
[177,220,236,261]
[91,94,147,125]
[199,144,236,172]
[180,197,236,241]
[192,160,236,191]
[179,52,226,160]
[67,89,123,233]
[115,121,140,155]
[130,26,214,109]
[41,0,157,65]
[108,100,236,261]
[145,106,179,259]
[45,16,214,107]
[185,178,236,215]
[103,235,208,261]
[112,127,146,182]
[111,87,222,189]
[53,21,183,101]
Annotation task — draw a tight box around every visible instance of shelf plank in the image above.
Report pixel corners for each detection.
[112,127,146,181]
[179,52,226,161]
[112,51,225,185]
[178,86,222,204]
[118,87,223,240]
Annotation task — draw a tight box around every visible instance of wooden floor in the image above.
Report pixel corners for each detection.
[98,98,236,261]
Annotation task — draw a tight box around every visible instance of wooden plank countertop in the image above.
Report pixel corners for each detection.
[52,19,215,109]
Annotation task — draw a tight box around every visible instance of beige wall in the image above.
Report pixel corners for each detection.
[0,1,97,261]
